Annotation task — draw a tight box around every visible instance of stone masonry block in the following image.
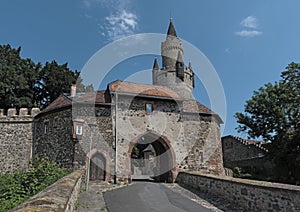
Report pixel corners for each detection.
[7,108,17,117]
[19,108,29,116]
[31,108,40,117]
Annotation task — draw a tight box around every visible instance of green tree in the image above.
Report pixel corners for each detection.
[37,61,77,108]
[76,75,94,93]
[0,45,41,110]
[235,62,300,184]
[0,44,94,110]
[38,61,94,109]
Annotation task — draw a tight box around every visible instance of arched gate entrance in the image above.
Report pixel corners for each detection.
[127,132,176,182]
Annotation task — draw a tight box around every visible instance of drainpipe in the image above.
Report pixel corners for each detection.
[114,93,118,183]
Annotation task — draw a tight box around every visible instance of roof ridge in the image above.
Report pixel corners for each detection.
[40,94,72,114]
[225,135,268,152]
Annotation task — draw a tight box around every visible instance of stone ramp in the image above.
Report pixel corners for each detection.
[75,183,125,212]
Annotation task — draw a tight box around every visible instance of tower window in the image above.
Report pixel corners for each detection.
[76,124,83,135]
[145,103,153,114]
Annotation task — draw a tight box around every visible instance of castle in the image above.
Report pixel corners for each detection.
[0,19,224,183]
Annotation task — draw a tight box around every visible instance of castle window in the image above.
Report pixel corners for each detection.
[200,152,204,163]
[145,103,153,114]
[72,119,85,139]
[44,121,49,134]
[76,124,83,135]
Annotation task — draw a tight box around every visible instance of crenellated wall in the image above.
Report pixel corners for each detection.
[0,108,39,174]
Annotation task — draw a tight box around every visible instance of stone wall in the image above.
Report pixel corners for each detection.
[32,95,224,183]
[34,104,115,182]
[181,114,224,175]
[176,172,300,211]
[154,69,194,99]
[222,136,266,163]
[222,136,273,175]
[0,108,39,174]
[10,170,82,212]
[33,108,74,168]
[112,95,224,181]
[226,156,274,176]
[72,105,115,182]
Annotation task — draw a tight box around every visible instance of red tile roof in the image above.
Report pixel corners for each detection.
[41,91,107,114]
[42,95,72,113]
[40,81,221,120]
[72,91,106,104]
[109,80,181,99]
[182,100,214,114]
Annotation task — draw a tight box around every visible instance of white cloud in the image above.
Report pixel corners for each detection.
[236,16,262,38]
[240,16,259,29]
[104,10,138,41]
[235,30,262,38]
[82,0,138,41]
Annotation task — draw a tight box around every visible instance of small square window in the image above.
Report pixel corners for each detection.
[145,103,153,114]
[76,124,83,135]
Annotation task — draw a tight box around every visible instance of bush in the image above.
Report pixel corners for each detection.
[0,157,70,212]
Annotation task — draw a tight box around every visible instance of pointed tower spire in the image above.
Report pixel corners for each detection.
[167,18,177,37]
[152,58,159,84]
[153,57,159,70]
[188,61,192,69]
[155,19,194,99]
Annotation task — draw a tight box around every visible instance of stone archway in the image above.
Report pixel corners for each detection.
[86,149,111,182]
[126,131,177,183]
[90,152,106,181]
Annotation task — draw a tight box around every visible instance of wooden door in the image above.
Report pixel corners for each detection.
[89,153,106,181]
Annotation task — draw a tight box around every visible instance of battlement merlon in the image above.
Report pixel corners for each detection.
[0,108,40,121]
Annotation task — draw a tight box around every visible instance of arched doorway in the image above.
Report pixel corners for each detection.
[90,152,106,181]
[127,132,176,183]
[86,149,111,182]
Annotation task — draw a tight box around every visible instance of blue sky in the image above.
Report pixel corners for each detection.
[1,0,300,137]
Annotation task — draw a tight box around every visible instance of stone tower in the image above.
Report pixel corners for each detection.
[152,18,195,99]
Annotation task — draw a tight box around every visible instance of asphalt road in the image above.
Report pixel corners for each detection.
[103,182,213,212]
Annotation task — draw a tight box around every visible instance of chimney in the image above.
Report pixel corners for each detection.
[71,84,76,97]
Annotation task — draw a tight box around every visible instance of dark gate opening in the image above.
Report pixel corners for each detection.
[90,152,106,181]
[130,134,174,182]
